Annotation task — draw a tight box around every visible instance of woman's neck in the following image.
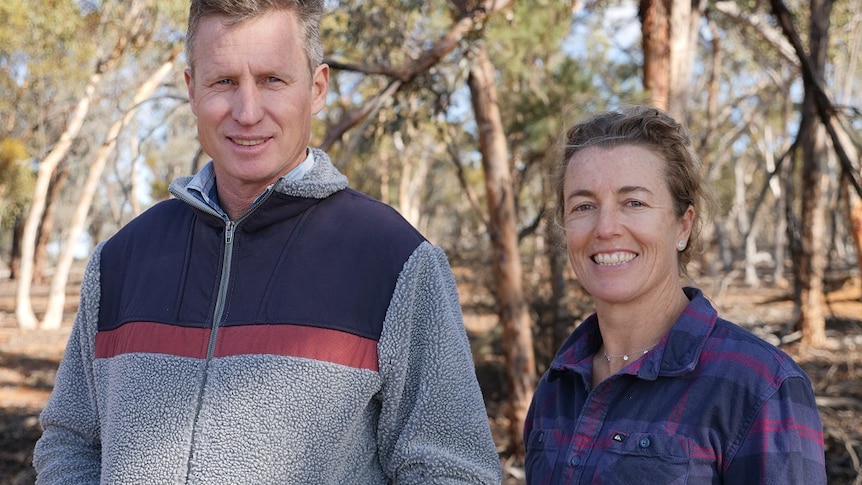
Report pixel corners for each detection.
[591,287,690,384]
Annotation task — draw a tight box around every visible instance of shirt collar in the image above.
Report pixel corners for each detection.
[549,287,717,380]
[186,150,315,217]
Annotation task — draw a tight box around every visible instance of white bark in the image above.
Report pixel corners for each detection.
[667,0,695,119]
[41,54,178,329]
[15,74,100,330]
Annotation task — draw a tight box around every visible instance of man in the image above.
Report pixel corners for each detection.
[33,1,502,483]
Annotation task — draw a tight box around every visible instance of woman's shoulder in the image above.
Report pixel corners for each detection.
[708,317,812,383]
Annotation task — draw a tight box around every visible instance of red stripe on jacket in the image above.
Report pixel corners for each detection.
[95,321,379,371]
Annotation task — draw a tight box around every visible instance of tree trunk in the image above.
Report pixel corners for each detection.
[397,140,431,233]
[9,214,24,280]
[41,52,178,330]
[547,219,570,353]
[731,157,759,286]
[639,0,671,111]
[796,114,828,347]
[765,137,788,287]
[795,0,833,347]
[667,0,703,119]
[848,188,862,287]
[15,73,100,330]
[468,42,536,461]
[33,168,70,284]
[640,0,704,119]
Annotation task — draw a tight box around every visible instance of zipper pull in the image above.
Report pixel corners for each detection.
[225,221,234,244]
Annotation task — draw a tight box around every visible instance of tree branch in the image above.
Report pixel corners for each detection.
[320,1,513,150]
[769,0,862,197]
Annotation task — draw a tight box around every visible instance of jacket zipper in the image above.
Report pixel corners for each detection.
[181,185,277,482]
[206,220,235,358]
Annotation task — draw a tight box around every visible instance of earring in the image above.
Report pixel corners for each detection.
[677,240,686,251]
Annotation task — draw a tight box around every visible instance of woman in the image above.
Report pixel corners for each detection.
[524,106,826,484]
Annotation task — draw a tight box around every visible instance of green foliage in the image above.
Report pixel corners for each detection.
[0,0,856,283]
[0,138,34,227]
[320,2,458,196]
[324,1,446,66]
[317,1,653,249]
[145,152,171,201]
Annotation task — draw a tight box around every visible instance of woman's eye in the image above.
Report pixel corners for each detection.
[572,203,594,212]
[627,200,644,208]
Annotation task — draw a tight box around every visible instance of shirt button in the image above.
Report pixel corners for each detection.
[537,431,544,443]
[639,437,651,449]
[571,455,581,466]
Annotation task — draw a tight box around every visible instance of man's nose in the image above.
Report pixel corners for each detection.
[232,84,264,125]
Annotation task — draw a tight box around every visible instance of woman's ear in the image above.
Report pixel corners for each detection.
[678,204,695,243]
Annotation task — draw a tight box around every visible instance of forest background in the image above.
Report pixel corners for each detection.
[1,0,861,483]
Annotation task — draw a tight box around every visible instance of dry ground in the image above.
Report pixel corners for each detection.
[0,269,860,484]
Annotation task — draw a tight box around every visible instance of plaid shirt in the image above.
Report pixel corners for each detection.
[524,287,826,484]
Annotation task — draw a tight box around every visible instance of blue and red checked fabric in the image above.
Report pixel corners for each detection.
[524,287,826,484]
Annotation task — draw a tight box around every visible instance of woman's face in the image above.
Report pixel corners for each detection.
[562,145,694,308]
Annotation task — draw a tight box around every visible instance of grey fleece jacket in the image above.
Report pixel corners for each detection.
[33,149,502,484]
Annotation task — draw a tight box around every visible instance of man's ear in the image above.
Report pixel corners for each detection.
[185,68,197,116]
[310,63,329,115]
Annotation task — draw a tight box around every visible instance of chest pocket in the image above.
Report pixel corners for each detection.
[524,428,564,484]
[596,432,691,484]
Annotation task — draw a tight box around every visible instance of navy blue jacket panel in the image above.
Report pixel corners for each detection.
[98,187,425,342]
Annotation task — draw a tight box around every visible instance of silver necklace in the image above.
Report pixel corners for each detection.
[603,342,659,362]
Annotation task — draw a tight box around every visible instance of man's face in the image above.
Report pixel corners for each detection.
[185,9,329,199]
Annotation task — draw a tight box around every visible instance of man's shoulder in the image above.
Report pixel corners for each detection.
[103,199,193,250]
[324,188,425,241]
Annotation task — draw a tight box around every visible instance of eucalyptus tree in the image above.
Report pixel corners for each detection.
[12,0,111,329]
[319,0,657,465]
[1,0,95,284]
[319,0,574,463]
[709,1,800,287]
[40,50,181,330]
[0,139,34,277]
[322,0,519,402]
[11,0,187,329]
[639,0,706,120]
[699,0,862,348]
[769,0,862,348]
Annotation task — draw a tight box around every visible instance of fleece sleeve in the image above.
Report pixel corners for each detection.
[723,374,827,484]
[33,246,104,484]
[375,242,502,484]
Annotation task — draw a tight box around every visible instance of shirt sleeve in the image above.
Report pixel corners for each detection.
[375,242,502,484]
[33,246,104,484]
[724,374,827,484]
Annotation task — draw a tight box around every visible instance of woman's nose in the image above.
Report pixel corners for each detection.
[594,205,621,238]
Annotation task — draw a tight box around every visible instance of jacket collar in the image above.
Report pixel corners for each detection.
[168,148,349,216]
